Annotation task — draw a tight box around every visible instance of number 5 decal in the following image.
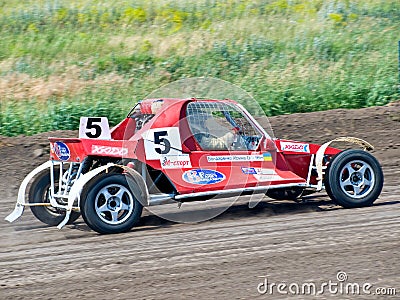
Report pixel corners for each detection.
[79,117,111,139]
[154,131,171,154]
[86,117,102,138]
[143,127,182,160]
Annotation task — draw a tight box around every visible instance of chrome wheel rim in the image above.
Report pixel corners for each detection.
[339,160,375,199]
[94,184,134,225]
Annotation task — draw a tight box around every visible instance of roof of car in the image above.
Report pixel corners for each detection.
[139,98,236,105]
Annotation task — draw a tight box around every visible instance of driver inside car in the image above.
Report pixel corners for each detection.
[190,112,244,150]
[200,125,240,150]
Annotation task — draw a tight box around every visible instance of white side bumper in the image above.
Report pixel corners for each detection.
[5,161,53,222]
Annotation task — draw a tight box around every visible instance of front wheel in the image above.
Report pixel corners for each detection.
[324,149,383,208]
[80,174,143,234]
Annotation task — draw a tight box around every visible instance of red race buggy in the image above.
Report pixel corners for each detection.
[6,98,384,233]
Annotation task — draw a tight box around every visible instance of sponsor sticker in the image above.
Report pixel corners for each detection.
[241,167,281,181]
[263,153,272,161]
[241,167,257,174]
[53,142,70,161]
[182,169,225,185]
[254,174,284,181]
[160,154,192,169]
[254,168,277,175]
[252,168,282,182]
[280,142,310,153]
[207,153,273,163]
[91,145,128,156]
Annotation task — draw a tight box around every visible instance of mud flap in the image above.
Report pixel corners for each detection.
[315,137,374,191]
[5,161,53,223]
[120,166,149,207]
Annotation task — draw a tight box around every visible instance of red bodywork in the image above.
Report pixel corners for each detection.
[48,99,341,196]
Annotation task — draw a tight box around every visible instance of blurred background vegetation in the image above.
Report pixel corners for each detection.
[0,0,398,136]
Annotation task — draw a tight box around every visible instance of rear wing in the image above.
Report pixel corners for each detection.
[49,138,138,162]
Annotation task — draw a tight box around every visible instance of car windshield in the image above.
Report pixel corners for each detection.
[186,101,263,151]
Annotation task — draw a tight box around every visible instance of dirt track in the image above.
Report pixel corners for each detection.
[0,102,399,299]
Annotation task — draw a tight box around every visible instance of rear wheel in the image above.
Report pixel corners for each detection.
[80,174,143,234]
[29,170,80,226]
[324,149,383,208]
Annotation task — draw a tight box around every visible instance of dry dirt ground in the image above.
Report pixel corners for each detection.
[0,102,399,299]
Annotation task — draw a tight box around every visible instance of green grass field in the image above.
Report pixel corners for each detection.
[0,0,398,136]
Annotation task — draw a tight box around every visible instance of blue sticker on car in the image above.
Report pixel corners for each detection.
[241,167,257,174]
[53,142,70,161]
[182,169,225,185]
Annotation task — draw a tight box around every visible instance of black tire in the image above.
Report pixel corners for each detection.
[29,170,81,226]
[324,169,335,202]
[324,149,383,208]
[266,188,303,201]
[80,174,143,234]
